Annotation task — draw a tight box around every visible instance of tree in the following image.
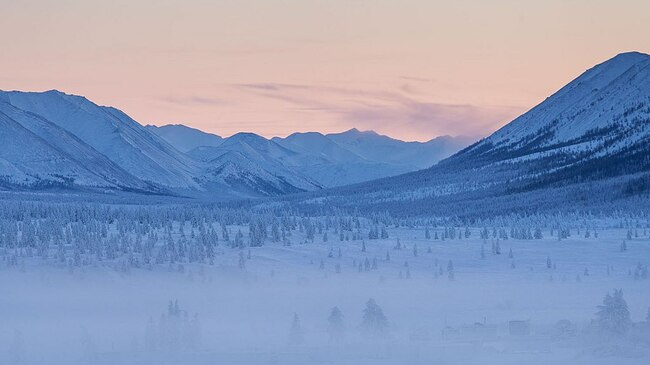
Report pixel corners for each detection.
[327,306,345,341]
[360,298,388,339]
[595,289,631,334]
[8,330,25,364]
[380,226,388,239]
[289,313,304,345]
[447,260,454,274]
[238,251,246,270]
[145,316,157,351]
[447,260,455,281]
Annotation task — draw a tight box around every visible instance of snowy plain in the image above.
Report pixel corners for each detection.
[1,221,649,365]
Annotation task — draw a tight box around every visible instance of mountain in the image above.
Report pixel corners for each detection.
[273,129,472,186]
[272,131,414,186]
[171,128,472,188]
[146,124,223,152]
[455,51,650,183]
[0,90,318,197]
[0,90,472,197]
[286,52,650,217]
[326,128,474,170]
[274,131,365,164]
[189,132,322,192]
[0,94,155,191]
[1,90,201,189]
[199,150,315,197]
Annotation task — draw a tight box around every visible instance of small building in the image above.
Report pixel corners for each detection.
[409,327,434,342]
[460,322,498,339]
[509,320,530,336]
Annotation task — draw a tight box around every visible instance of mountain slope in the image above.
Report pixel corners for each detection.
[0,101,150,191]
[1,90,202,189]
[326,128,474,169]
[272,131,415,186]
[146,124,223,152]
[0,90,323,197]
[188,133,322,191]
[199,150,313,196]
[286,52,650,217]
[0,89,473,197]
[455,51,650,181]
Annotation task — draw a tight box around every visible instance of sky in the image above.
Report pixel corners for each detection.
[1,0,649,141]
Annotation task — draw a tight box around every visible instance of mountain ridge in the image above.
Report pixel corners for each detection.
[0,89,471,197]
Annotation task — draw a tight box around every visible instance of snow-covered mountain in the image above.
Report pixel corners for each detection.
[199,150,316,197]
[1,89,468,197]
[1,90,202,190]
[271,131,414,186]
[326,128,474,170]
[146,124,223,152]
[163,128,471,188]
[454,51,650,184]
[293,52,650,216]
[0,94,156,191]
[189,132,322,192]
[0,90,315,196]
[188,129,471,186]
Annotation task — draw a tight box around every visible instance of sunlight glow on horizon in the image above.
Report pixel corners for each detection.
[2,0,649,141]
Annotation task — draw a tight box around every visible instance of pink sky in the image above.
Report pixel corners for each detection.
[2,0,649,141]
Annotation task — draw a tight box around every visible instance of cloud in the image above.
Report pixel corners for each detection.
[158,95,224,106]
[338,101,519,140]
[235,82,522,140]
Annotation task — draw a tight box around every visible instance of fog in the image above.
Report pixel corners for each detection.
[1,225,649,364]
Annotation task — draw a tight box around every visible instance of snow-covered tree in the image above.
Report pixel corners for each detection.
[327,306,345,342]
[360,298,388,339]
[289,313,304,345]
[595,289,631,334]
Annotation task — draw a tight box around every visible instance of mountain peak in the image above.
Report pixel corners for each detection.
[342,127,378,136]
[610,51,650,61]
[585,51,650,75]
[228,132,267,141]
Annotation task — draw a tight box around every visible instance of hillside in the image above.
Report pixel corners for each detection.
[283,52,650,217]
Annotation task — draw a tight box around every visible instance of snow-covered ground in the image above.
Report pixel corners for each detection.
[1,225,649,365]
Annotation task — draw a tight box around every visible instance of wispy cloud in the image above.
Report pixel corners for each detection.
[158,95,224,106]
[235,82,522,139]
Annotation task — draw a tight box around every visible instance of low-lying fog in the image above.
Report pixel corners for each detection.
[1,227,649,364]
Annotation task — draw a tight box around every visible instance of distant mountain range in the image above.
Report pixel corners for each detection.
[286,52,650,216]
[146,125,472,188]
[5,51,647,213]
[0,90,471,198]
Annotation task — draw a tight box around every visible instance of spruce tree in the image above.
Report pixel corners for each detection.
[360,298,388,339]
[289,313,304,345]
[327,307,345,341]
[596,289,631,334]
